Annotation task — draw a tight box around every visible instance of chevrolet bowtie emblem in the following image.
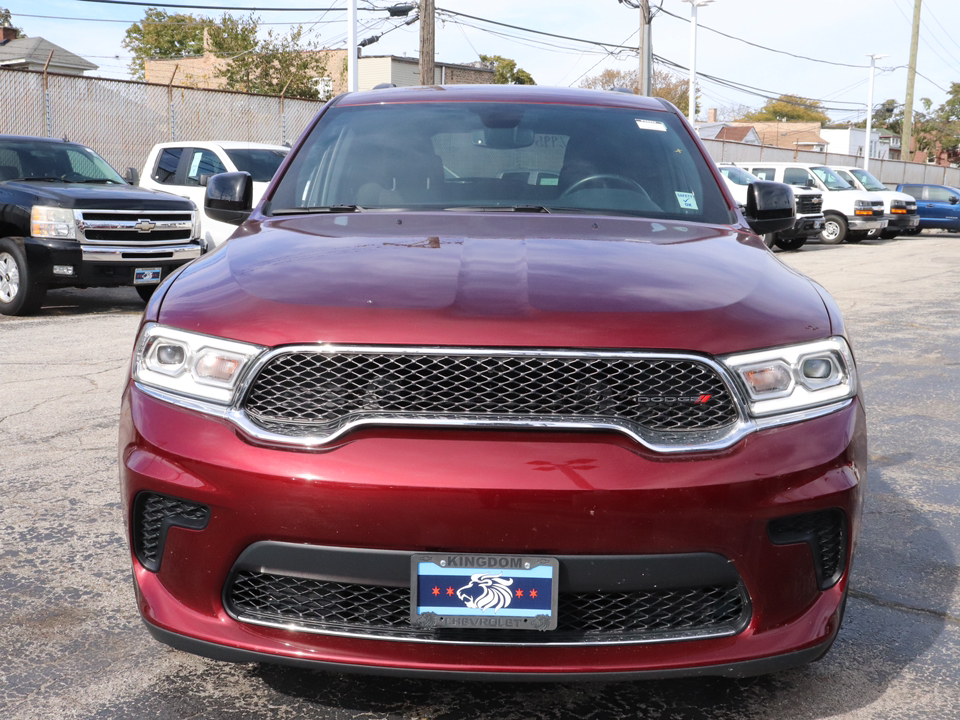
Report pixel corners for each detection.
[134,219,157,233]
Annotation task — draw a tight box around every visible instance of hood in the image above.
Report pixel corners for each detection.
[5,180,196,211]
[156,213,833,356]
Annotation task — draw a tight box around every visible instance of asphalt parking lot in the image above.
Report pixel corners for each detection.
[1,233,958,719]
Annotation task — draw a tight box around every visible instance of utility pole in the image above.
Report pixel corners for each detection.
[347,0,358,92]
[619,0,653,96]
[864,54,887,176]
[419,0,435,86]
[902,0,922,162]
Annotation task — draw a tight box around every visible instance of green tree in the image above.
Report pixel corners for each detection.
[578,67,697,116]
[1,7,25,37]
[122,9,213,81]
[214,23,329,99]
[478,54,535,85]
[736,95,830,125]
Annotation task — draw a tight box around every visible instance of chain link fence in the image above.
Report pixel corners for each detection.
[1,68,321,176]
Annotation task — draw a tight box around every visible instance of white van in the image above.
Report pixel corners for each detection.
[830,166,919,240]
[742,162,886,244]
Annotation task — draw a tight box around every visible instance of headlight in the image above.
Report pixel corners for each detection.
[890,199,907,214]
[31,206,76,239]
[133,323,264,404]
[721,337,857,417]
[853,200,873,216]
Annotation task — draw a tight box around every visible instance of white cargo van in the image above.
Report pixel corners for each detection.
[742,162,886,244]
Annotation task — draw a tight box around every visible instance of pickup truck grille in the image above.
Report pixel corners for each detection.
[78,210,195,244]
[796,194,822,215]
[241,348,740,441]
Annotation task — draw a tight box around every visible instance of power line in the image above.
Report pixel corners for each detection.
[13,12,341,25]
[72,0,379,11]
[656,6,871,69]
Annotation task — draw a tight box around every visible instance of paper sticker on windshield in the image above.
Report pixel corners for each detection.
[635,119,667,132]
[675,192,699,210]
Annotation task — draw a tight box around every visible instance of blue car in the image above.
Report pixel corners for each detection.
[896,184,960,234]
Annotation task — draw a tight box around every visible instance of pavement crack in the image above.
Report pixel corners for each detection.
[850,588,960,625]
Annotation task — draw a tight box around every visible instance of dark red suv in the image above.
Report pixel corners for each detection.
[120,85,866,680]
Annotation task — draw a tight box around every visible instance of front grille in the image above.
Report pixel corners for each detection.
[796,195,822,214]
[79,210,194,244]
[242,350,739,439]
[226,571,747,644]
[769,509,846,589]
[133,492,210,572]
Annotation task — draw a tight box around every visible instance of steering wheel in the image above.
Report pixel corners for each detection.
[60,172,87,183]
[559,174,649,198]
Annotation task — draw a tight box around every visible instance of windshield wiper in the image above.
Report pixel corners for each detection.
[443,205,552,213]
[12,176,63,182]
[81,178,122,184]
[271,204,365,215]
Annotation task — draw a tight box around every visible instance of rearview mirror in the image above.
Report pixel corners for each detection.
[744,180,795,236]
[472,127,536,149]
[205,172,253,226]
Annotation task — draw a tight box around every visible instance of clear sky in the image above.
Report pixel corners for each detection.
[8,0,960,123]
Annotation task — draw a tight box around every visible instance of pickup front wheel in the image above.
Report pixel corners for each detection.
[819,215,848,245]
[0,238,47,316]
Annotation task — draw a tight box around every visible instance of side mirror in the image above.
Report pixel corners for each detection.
[744,180,795,236]
[123,167,139,185]
[205,172,253,225]
[198,174,211,187]
[949,196,959,205]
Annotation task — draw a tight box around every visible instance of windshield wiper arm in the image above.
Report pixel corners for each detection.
[13,176,63,182]
[271,204,365,215]
[443,205,552,213]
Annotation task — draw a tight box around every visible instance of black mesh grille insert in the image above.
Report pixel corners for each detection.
[769,509,847,589]
[134,492,210,572]
[242,351,739,438]
[226,571,747,644]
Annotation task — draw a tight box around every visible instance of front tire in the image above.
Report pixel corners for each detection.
[819,215,848,245]
[0,238,47,316]
[775,236,807,251]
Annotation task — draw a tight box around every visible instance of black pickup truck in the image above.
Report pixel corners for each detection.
[0,135,205,315]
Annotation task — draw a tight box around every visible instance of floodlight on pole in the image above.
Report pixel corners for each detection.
[681,0,713,125]
[864,54,888,176]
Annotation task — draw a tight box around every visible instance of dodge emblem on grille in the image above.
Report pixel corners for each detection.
[134,219,157,233]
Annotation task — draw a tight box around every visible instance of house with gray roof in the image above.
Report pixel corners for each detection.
[0,26,97,75]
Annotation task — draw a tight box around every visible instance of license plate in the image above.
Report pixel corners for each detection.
[411,554,559,631]
[134,267,162,285]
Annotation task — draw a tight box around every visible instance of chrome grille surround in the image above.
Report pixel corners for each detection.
[231,345,748,452]
[75,208,196,246]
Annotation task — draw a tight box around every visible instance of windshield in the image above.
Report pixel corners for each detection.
[224,148,288,182]
[270,102,732,223]
[848,168,887,192]
[718,166,757,186]
[0,139,124,183]
[811,166,853,191]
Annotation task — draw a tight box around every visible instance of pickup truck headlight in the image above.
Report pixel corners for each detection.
[31,206,76,239]
[133,323,264,404]
[853,200,873,217]
[721,337,857,417]
[890,199,908,214]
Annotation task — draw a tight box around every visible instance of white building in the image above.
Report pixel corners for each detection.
[820,126,888,161]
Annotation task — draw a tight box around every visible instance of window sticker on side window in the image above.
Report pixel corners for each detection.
[675,192,698,210]
[189,153,202,177]
[635,119,667,132]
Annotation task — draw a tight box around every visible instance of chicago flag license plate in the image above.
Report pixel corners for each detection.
[410,554,559,631]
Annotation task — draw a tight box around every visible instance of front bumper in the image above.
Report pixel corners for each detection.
[885,214,920,230]
[780,214,824,239]
[120,387,866,679]
[24,236,203,288]
[847,217,886,231]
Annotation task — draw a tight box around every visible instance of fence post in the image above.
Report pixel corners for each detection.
[167,65,179,141]
[42,50,54,137]
[279,77,293,146]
